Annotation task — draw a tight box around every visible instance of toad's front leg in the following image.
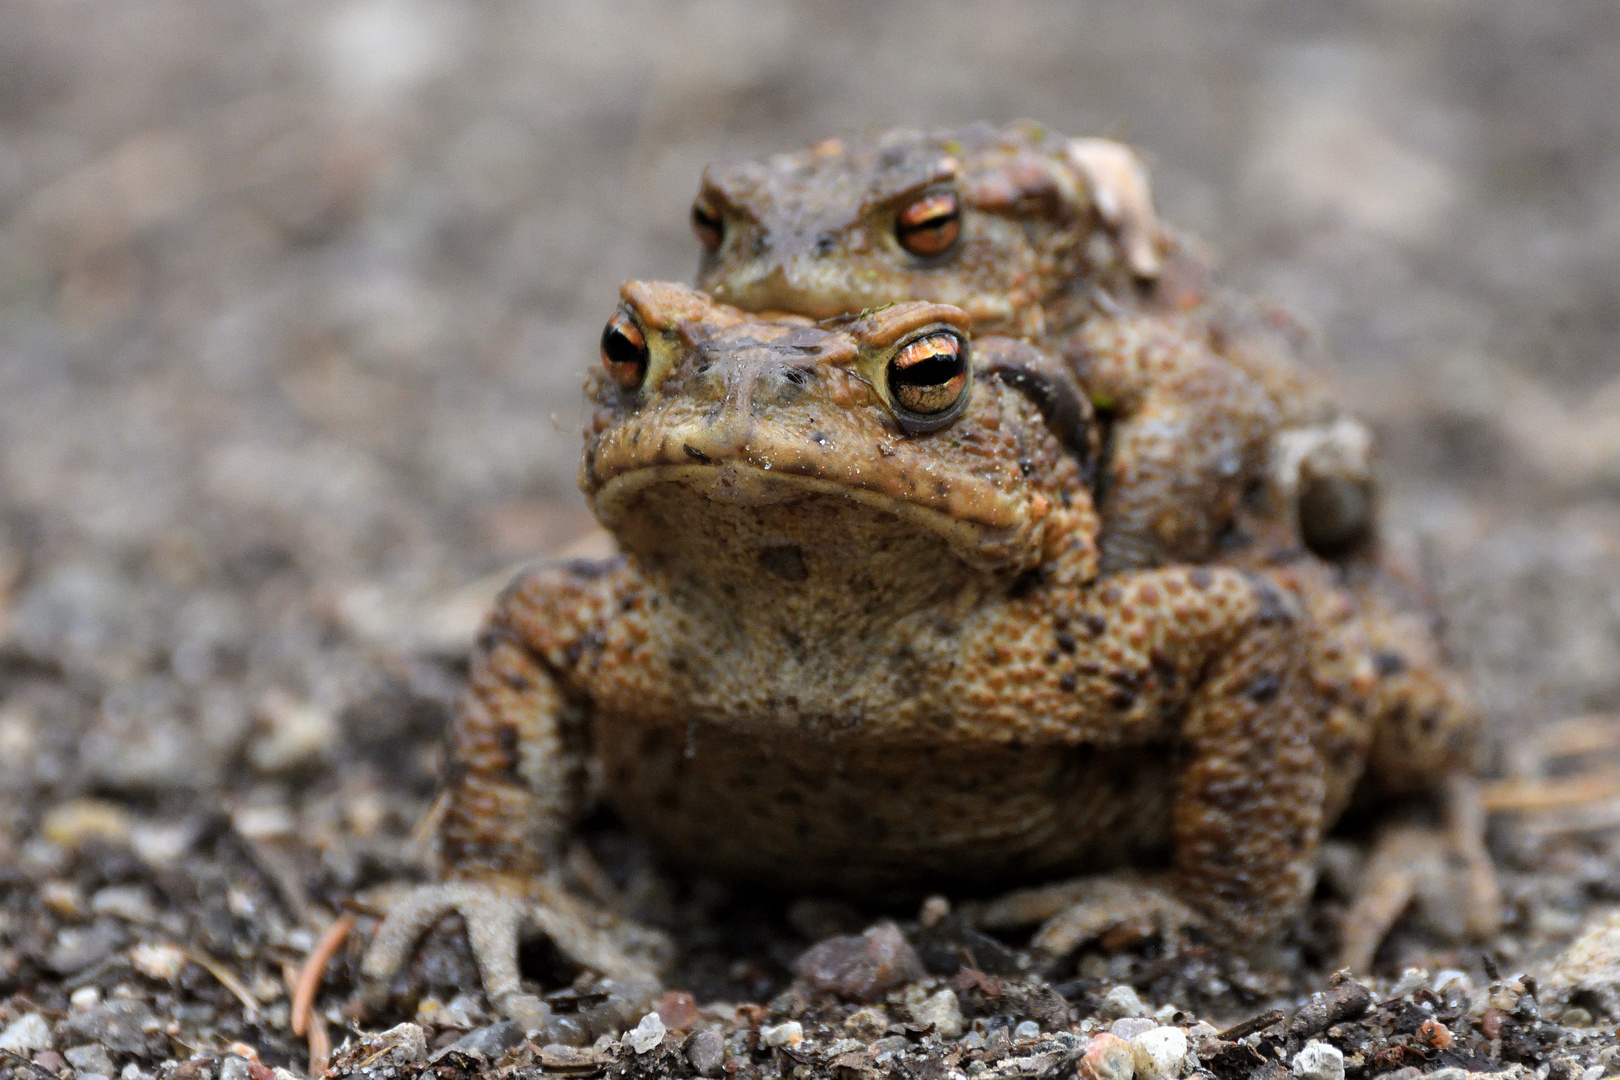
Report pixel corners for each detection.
[968,566,1325,958]
[361,561,669,1025]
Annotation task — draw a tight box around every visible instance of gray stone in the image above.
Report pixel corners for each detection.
[64,1045,115,1077]
[686,1029,725,1077]
[45,921,127,974]
[58,1000,160,1055]
[449,1020,522,1060]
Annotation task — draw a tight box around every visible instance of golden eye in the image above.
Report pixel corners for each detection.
[600,309,648,390]
[889,332,967,418]
[691,194,724,251]
[895,190,961,258]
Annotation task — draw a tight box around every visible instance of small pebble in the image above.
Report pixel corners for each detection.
[70,986,102,1010]
[1080,1032,1136,1080]
[1416,1018,1453,1049]
[1387,968,1429,998]
[216,1057,249,1080]
[248,690,335,773]
[129,941,186,981]
[624,1012,666,1054]
[0,1013,52,1054]
[40,880,86,919]
[792,920,924,1002]
[66,1045,115,1077]
[1101,985,1148,1019]
[686,1029,724,1077]
[1013,1020,1041,1040]
[41,799,132,849]
[1291,1040,1345,1080]
[655,991,699,1031]
[909,989,964,1039]
[1130,1026,1188,1080]
[1111,1017,1156,1040]
[759,1020,803,1048]
[844,1007,888,1040]
[449,1021,520,1059]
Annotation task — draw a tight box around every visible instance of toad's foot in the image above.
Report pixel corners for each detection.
[1337,778,1501,973]
[360,876,669,1023]
[974,872,1204,970]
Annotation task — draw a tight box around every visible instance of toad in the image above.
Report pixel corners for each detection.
[361,283,1479,1024]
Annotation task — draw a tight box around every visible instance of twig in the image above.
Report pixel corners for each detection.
[1218,1008,1284,1041]
[183,948,260,1020]
[308,1010,332,1076]
[292,914,355,1038]
[1481,773,1620,812]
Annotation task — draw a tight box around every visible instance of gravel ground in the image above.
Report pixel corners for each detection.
[1,3,1619,1079]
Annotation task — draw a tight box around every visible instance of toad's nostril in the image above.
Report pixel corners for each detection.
[752,365,815,408]
[686,363,728,403]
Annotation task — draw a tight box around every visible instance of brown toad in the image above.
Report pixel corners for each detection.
[362,282,1351,1022]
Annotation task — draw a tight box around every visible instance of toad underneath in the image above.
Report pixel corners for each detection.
[360,282,1484,1027]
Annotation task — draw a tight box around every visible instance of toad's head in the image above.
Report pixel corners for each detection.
[581,281,1099,591]
[690,122,1164,335]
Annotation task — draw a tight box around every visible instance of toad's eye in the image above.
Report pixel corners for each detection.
[600,310,648,390]
[889,332,967,418]
[691,194,724,251]
[895,190,961,258]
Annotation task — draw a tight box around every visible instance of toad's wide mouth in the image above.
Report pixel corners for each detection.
[589,459,1010,569]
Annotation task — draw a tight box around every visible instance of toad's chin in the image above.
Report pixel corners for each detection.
[589,462,1032,575]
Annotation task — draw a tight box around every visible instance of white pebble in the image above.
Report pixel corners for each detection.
[759,1021,803,1047]
[624,1012,666,1054]
[1130,1026,1188,1080]
[909,989,964,1038]
[0,1014,51,1054]
[129,942,186,981]
[1013,1020,1041,1040]
[1291,1040,1345,1080]
[69,986,101,1010]
[1101,984,1148,1019]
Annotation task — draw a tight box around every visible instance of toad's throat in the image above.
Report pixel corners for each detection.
[596,472,1002,675]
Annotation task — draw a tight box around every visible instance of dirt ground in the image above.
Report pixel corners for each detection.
[1,2,1619,1079]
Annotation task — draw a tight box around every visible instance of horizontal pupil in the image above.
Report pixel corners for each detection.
[893,352,961,387]
[602,328,644,370]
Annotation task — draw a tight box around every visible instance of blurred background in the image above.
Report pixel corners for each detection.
[0,0,1617,901]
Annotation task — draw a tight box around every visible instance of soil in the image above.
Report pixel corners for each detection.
[1,3,1618,1080]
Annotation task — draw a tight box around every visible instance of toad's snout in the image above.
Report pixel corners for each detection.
[687,349,819,416]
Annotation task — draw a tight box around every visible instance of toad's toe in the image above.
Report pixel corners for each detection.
[361,879,668,1021]
[977,872,1204,968]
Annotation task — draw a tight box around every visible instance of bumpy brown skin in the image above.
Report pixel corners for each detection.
[364,282,1343,1012]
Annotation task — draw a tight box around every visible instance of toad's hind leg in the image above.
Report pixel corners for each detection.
[1333,593,1500,970]
[1336,775,1502,973]
[360,563,669,1021]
